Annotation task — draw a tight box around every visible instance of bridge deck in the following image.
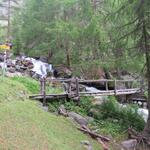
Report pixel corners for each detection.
[80,88,140,96]
[30,88,141,100]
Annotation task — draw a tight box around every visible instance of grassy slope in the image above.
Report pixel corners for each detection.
[0,77,101,150]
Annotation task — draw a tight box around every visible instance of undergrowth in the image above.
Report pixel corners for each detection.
[91,96,145,132]
[48,97,93,116]
[48,96,145,137]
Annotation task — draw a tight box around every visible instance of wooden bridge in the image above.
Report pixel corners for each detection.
[29,78,143,106]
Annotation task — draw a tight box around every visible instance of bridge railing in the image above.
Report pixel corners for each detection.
[46,78,142,94]
[37,78,142,105]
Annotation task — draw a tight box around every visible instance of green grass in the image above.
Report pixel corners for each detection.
[0,77,102,150]
[0,77,29,102]
[11,76,40,94]
[0,101,101,150]
[12,76,64,94]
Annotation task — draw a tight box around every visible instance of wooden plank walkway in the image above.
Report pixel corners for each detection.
[29,93,68,100]
[30,88,141,100]
[80,88,140,96]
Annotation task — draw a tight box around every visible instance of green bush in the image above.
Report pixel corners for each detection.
[48,97,93,116]
[92,120,123,137]
[91,97,145,131]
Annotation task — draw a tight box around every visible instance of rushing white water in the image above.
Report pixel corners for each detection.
[25,57,53,78]
[137,108,148,122]
[0,62,7,70]
[85,86,101,92]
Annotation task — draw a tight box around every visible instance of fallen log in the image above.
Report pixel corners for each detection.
[78,125,110,142]
[58,105,68,117]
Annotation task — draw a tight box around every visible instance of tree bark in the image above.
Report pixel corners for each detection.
[66,46,71,69]
[64,10,71,68]
[142,18,150,137]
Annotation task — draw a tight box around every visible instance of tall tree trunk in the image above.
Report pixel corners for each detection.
[64,10,71,68]
[65,39,71,68]
[48,50,53,63]
[142,19,150,137]
[66,47,71,69]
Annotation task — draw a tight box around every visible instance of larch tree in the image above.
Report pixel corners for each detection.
[109,0,150,139]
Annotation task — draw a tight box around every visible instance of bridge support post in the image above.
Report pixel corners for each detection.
[43,78,46,106]
[140,80,144,93]
[106,80,108,91]
[40,78,46,106]
[40,80,42,94]
[114,80,117,95]
[75,77,80,102]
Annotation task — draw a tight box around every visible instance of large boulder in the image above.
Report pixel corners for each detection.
[8,67,16,73]
[39,56,48,63]
[54,65,72,78]
[6,72,22,77]
[68,112,88,126]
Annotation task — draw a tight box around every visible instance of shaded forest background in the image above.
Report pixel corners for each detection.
[0,0,148,76]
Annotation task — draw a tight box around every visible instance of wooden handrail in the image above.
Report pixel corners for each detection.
[48,78,141,83]
[38,78,142,103]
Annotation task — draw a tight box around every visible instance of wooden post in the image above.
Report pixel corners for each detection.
[140,80,144,93]
[43,78,46,106]
[67,80,72,98]
[106,80,108,91]
[40,79,43,94]
[114,80,117,95]
[75,77,80,102]
[130,81,133,89]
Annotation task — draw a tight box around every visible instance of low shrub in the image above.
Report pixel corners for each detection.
[48,97,93,116]
[91,97,145,131]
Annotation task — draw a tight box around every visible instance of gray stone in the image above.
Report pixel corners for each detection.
[39,56,48,63]
[121,139,137,149]
[8,67,16,73]
[58,105,68,116]
[54,65,72,78]
[6,72,22,77]
[68,112,88,126]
